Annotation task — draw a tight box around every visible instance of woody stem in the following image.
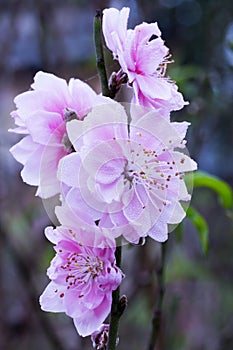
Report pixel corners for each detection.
[93,11,124,349]
[147,242,167,350]
[107,243,122,350]
[94,9,114,98]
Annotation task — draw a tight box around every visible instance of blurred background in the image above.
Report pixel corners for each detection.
[1,0,233,349]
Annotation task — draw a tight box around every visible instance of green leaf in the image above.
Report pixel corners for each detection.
[186,171,233,211]
[186,205,209,255]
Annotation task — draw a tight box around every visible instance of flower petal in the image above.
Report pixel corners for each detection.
[39,281,66,313]
[73,294,111,337]
[26,111,64,145]
[102,7,129,55]
[9,135,38,165]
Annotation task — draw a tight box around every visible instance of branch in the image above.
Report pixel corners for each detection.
[94,11,126,349]
[94,10,113,98]
[107,244,126,350]
[147,242,167,350]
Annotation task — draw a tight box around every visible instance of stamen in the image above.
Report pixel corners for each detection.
[60,249,104,290]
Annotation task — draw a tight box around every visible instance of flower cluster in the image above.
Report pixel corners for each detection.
[58,103,196,243]
[40,225,122,336]
[9,72,110,198]
[102,7,187,118]
[9,6,197,344]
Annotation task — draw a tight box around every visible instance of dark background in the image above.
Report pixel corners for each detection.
[1,0,233,349]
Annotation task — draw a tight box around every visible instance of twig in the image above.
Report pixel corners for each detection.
[147,242,167,350]
[93,11,125,349]
[107,243,126,350]
[94,10,113,98]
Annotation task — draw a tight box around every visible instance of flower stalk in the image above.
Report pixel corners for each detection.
[147,242,167,350]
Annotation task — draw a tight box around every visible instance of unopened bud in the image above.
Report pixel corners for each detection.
[91,324,119,349]
[64,108,78,122]
[108,69,128,95]
[91,324,109,349]
[118,294,127,316]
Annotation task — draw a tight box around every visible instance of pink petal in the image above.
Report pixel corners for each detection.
[58,153,82,188]
[32,71,71,107]
[21,145,45,185]
[177,179,191,201]
[168,202,186,224]
[99,213,115,229]
[118,29,136,74]
[39,281,66,313]
[73,295,111,337]
[96,180,121,204]
[38,145,67,198]
[9,135,38,164]
[165,84,188,112]
[55,202,86,228]
[148,220,168,242]
[96,158,125,185]
[134,22,161,45]
[81,141,124,181]
[25,111,64,145]
[102,7,129,55]
[136,38,169,74]
[132,110,184,148]
[66,103,127,152]
[68,79,99,118]
[15,90,67,116]
[172,121,190,142]
[44,226,62,244]
[14,90,45,117]
[63,187,101,224]
[82,285,105,310]
[8,126,28,134]
[135,75,172,100]
[170,152,197,173]
[9,111,28,133]
[123,186,146,221]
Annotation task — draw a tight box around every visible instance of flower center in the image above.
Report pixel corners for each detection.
[61,248,104,292]
[123,144,165,190]
[122,141,180,210]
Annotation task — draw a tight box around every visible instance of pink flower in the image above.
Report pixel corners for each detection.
[102,7,187,118]
[58,103,197,243]
[39,224,122,337]
[9,71,109,198]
